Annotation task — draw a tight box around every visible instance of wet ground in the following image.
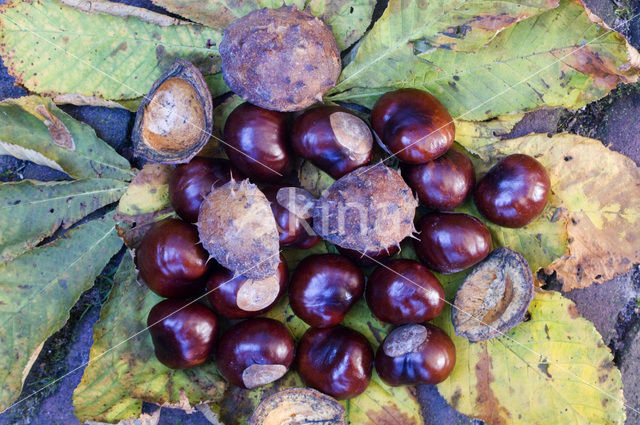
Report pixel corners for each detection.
[0,0,639,424]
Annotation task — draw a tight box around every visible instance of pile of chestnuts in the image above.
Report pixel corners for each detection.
[132,7,551,417]
[136,84,550,403]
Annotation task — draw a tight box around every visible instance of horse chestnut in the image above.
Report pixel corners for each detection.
[147,299,218,369]
[216,318,295,389]
[135,218,210,298]
[371,88,454,164]
[291,106,373,179]
[403,147,475,210]
[206,256,288,319]
[169,157,242,223]
[414,212,491,274]
[289,254,365,327]
[296,326,373,399]
[366,260,445,325]
[263,186,320,249]
[375,323,455,386]
[223,102,292,182]
[474,154,551,228]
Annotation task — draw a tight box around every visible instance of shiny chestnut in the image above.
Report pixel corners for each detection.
[169,157,242,223]
[375,323,455,386]
[147,299,218,369]
[414,212,491,274]
[336,245,400,267]
[371,88,454,164]
[216,318,295,389]
[474,154,551,228]
[207,256,288,319]
[296,326,373,399]
[403,147,475,210]
[366,260,445,324]
[291,106,373,179]
[263,186,321,249]
[135,218,210,298]
[223,102,291,182]
[289,254,365,327]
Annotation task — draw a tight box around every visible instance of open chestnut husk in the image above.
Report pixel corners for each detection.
[216,318,295,389]
[263,186,320,249]
[366,259,445,325]
[250,388,346,425]
[169,157,243,223]
[296,326,373,399]
[289,254,365,327]
[370,88,454,164]
[223,102,292,182]
[375,323,456,386]
[135,218,210,298]
[291,106,373,179]
[147,299,218,369]
[207,256,288,319]
[414,212,492,274]
[474,154,551,228]
[133,60,213,164]
[452,247,534,342]
[219,6,341,112]
[403,147,475,210]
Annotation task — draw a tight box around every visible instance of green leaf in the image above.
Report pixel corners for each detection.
[0,212,122,411]
[0,0,222,100]
[150,0,374,50]
[435,291,625,425]
[306,0,376,50]
[0,178,127,263]
[329,0,639,120]
[73,255,226,423]
[220,297,422,425]
[0,97,134,181]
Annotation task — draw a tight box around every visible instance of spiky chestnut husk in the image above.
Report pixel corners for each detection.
[197,179,280,280]
[452,247,534,342]
[312,164,418,253]
[219,6,341,112]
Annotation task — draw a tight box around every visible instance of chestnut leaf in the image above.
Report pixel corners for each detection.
[460,131,640,291]
[73,255,227,423]
[434,291,625,425]
[0,212,123,412]
[0,178,127,263]
[0,0,222,100]
[0,97,134,181]
[329,0,640,120]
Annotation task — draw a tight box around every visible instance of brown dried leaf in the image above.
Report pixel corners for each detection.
[34,104,75,150]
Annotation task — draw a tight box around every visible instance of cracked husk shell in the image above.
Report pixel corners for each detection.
[250,388,346,425]
[312,164,418,252]
[197,179,280,279]
[452,247,535,342]
[219,6,341,112]
[132,59,213,164]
